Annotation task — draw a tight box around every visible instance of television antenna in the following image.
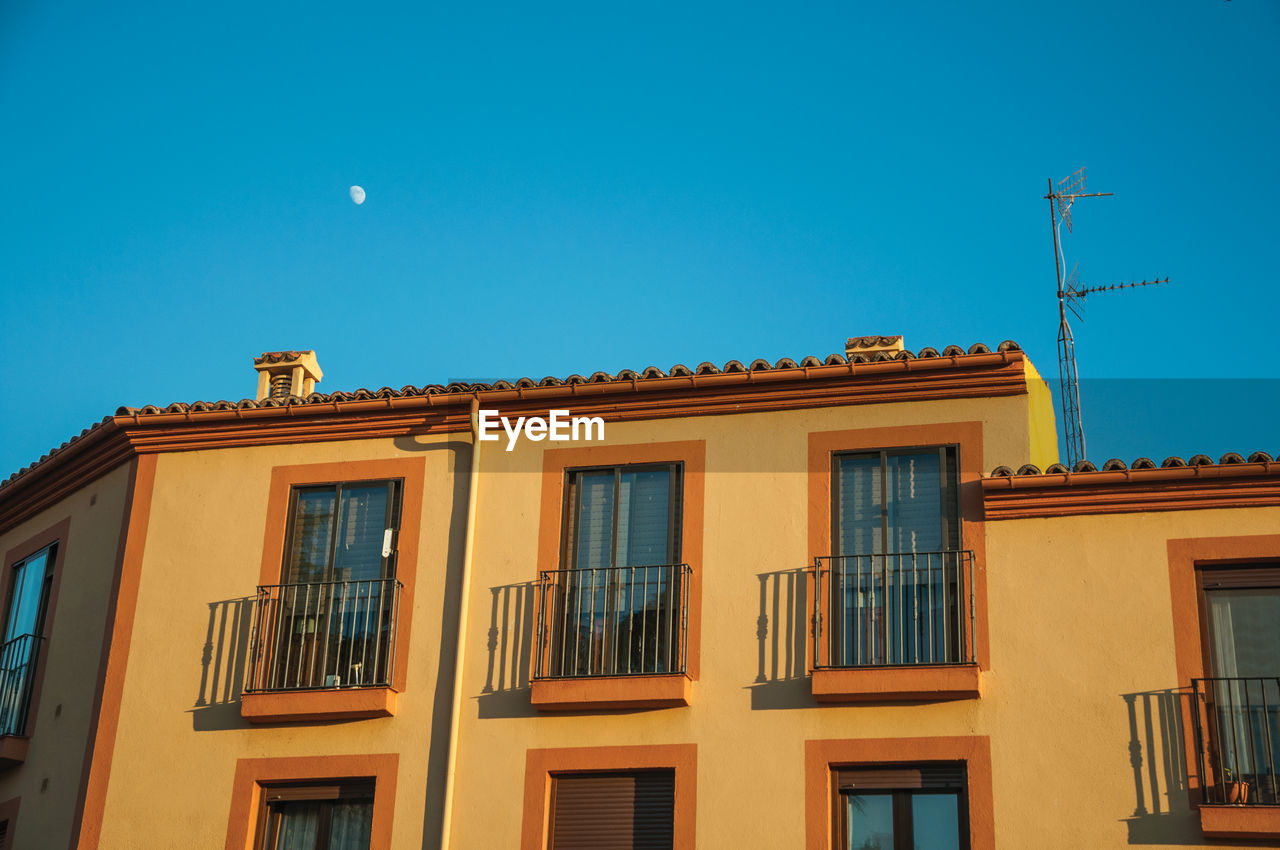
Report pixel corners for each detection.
[1046,167,1168,468]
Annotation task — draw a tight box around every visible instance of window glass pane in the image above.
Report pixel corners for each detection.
[573,472,615,571]
[271,800,322,850]
[286,488,337,584]
[5,548,49,640]
[884,451,943,553]
[327,799,373,850]
[845,793,894,850]
[911,793,961,850]
[333,484,389,582]
[617,468,671,567]
[1207,589,1280,678]
[837,455,883,556]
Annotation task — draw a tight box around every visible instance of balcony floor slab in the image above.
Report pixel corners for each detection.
[240,686,398,724]
[531,674,692,711]
[811,663,981,703]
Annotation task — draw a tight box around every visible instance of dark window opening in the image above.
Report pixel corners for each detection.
[1193,564,1280,806]
[537,464,688,678]
[822,447,969,667]
[549,769,674,850]
[257,780,374,850]
[834,763,969,850]
[0,543,54,737]
[247,480,404,692]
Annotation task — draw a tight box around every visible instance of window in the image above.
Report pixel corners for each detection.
[834,764,968,850]
[1193,564,1280,806]
[834,447,959,556]
[0,544,54,737]
[249,480,403,692]
[549,770,675,850]
[283,481,402,585]
[256,781,374,850]
[823,448,966,667]
[539,464,686,678]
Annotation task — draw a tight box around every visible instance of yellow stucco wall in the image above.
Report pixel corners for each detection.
[0,462,133,849]
[96,437,467,849]
[83,374,1272,849]
[984,508,1280,849]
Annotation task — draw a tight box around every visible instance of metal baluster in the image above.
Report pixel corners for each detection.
[1193,681,1210,802]
[670,568,680,675]
[1259,681,1269,809]
[962,555,972,665]
[283,586,298,689]
[681,566,689,673]
[626,567,636,675]
[942,552,952,664]
[639,566,649,674]
[1224,680,1241,802]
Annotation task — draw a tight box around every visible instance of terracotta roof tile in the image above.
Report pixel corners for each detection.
[5,341,1023,491]
[987,451,1279,479]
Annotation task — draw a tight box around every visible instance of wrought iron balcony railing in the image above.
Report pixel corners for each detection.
[535,564,691,680]
[246,578,402,693]
[812,551,976,669]
[0,633,43,737]
[1192,677,1280,806]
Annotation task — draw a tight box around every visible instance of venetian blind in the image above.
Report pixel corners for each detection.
[836,449,958,555]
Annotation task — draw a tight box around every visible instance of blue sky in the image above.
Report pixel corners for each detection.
[2,1,1277,477]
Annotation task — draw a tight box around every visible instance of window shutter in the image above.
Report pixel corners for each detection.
[550,770,675,850]
[835,763,966,791]
[0,818,8,850]
[1199,565,1280,589]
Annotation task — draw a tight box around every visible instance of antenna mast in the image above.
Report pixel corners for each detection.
[1045,167,1168,468]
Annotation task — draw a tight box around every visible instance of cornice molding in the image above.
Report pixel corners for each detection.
[1,352,1027,534]
[981,462,1280,519]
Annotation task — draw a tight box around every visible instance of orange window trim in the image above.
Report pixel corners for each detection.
[807,422,989,674]
[258,458,426,696]
[224,753,399,850]
[1,515,72,749]
[535,441,705,688]
[1167,533,1280,838]
[0,795,19,845]
[521,743,697,850]
[804,736,993,850]
[72,454,153,850]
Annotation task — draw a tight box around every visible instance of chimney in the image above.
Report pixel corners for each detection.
[254,351,323,400]
[845,335,905,359]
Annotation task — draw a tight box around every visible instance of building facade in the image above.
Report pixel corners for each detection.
[0,339,1276,848]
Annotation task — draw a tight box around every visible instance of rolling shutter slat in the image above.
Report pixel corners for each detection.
[836,763,966,791]
[1199,565,1280,589]
[551,770,674,850]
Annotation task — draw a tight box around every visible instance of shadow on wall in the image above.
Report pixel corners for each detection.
[189,597,254,731]
[475,581,537,719]
[1121,688,1200,845]
[748,568,813,710]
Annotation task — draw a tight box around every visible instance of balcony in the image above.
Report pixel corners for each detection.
[1192,677,1280,840]
[532,564,692,711]
[810,551,979,702]
[242,578,402,723]
[0,633,42,768]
